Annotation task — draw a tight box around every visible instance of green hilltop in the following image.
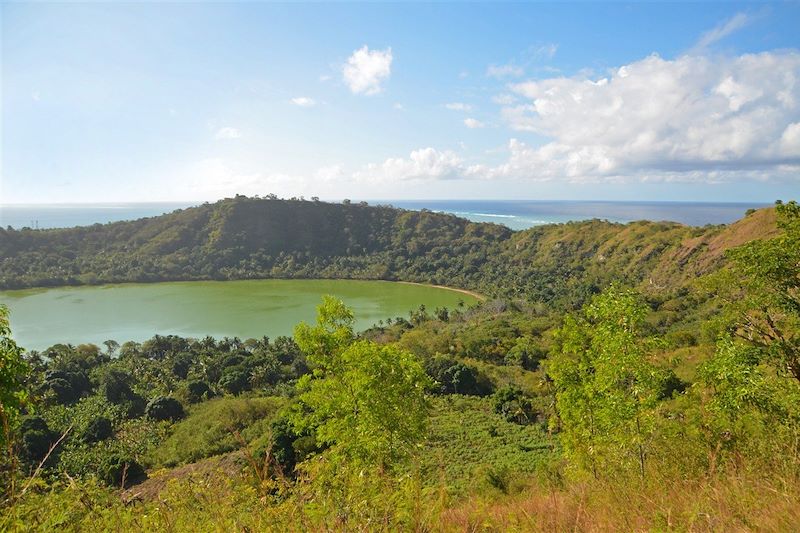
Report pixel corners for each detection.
[0,196,778,307]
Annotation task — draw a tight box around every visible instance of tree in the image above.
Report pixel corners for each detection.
[99,369,136,404]
[708,201,800,382]
[82,416,113,443]
[99,369,145,417]
[424,356,489,396]
[219,366,250,395]
[293,297,431,471]
[145,396,185,421]
[18,416,55,465]
[0,305,27,448]
[549,287,666,479]
[698,203,800,441]
[492,385,537,424]
[186,380,212,403]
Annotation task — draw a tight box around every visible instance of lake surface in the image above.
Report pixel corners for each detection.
[0,200,767,231]
[0,279,478,352]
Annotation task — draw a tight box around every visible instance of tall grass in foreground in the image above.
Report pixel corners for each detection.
[3,461,799,532]
[442,465,800,532]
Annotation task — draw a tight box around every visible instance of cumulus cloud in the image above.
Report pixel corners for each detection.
[342,46,393,95]
[495,50,800,182]
[353,148,464,183]
[349,50,800,185]
[445,102,472,111]
[464,118,485,129]
[291,97,316,107]
[487,64,524,79]
[214,127,241,140]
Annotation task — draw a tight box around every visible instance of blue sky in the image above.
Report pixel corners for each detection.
[2,2,799,203]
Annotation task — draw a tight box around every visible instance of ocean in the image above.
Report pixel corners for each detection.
[0,200,769,231]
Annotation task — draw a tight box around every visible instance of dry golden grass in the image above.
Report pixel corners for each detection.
[438,470,800,533]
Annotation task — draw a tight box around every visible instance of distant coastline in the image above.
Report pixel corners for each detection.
[0,199,771,230]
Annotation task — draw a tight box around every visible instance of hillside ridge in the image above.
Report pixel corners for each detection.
[0,196,777,304]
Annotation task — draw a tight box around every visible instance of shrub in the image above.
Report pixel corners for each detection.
[99,369,136,404]
[44,377,79,405]
[219,366,250,395]
[82,416,113,443]
[186,380,213,403]
[97,453,145,487]
[150,396,283,467]
[426,356,491,395]
[492,385,537,424]
[19,416,56,464]
[145,397,184,421]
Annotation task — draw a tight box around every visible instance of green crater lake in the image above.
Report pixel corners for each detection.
[0,279,479,352]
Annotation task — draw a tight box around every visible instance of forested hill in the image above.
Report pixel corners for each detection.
[0,196,778,304]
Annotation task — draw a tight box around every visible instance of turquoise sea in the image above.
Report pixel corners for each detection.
[0,200,769,231]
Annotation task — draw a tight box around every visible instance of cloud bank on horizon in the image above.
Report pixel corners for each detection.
[3,4,799,203]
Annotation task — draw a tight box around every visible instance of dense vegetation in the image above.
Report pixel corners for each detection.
[0,199,798,531]
[0,195,779,308]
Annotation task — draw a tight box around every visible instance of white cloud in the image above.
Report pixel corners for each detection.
[496,50,800,181]
[445,102,472,111]
[350,50,800,185]
[214,127,242,140]
[342,46,393,95]
[291,97,316,107]
[319,74,332,82]
[487,64,524,78]
[31,91,41,102]
[464,118,485,129]
[393,102,405,111]
[694,12,750,50]
[353,148,464,183]
[315,164,345,182]
[781,122,800,154]
[180,158,298,198]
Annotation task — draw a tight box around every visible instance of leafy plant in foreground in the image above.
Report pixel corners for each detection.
[549,288,666,479]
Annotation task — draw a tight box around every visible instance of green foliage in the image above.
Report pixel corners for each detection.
[710,200,800,381]
[425,356,491,396]
[98,369,141,409]
[0,305,27,444]
[186,380,213,403]
[150,396,283,467]
[549,287,667,478]
[18,416,56,466]
[1,197,773,309]
[294,295,355,366]
[492,385,537,424]
[698,338,780,419]
[419,396,552,497]
[505,335,546,370]
[81,416,113,443]
[145,396,184,422]
[294,297,431,471]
